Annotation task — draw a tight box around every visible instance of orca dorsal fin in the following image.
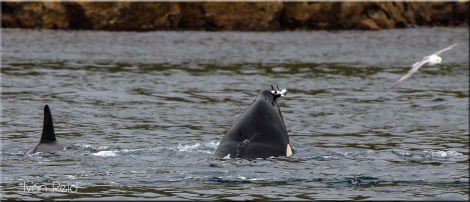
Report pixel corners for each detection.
[40,105,56,143]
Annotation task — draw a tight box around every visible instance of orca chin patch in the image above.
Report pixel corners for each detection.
[214,89,292,159]
[286,144,293,157]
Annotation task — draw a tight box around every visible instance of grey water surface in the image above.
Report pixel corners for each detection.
[1,28,469,200]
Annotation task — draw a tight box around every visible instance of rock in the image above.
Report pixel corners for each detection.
[203,2,284,31]
[73,2,182,30]
[41,2,69,29]
[377,2,407,27]
[429,2,467,26]
[1,14,16,27]
[357,18,379,30]
[338,2,365,29]
[453,2,469,25]
[8,2,43,28]
[280,2,323,29]
[368,10,394,29]
[179,3,209,30]
[409,2,433,25]
[1,2,69,29]
[402,3,417,26]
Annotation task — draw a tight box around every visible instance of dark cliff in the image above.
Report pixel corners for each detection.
[2,2,468,31]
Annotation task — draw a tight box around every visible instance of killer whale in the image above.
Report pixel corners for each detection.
[214,88,292,159]
[26,105,67,154]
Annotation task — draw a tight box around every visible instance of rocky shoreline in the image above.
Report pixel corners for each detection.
[2,2,468,31]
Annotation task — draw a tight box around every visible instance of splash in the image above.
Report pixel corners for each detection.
[175,141,219,154]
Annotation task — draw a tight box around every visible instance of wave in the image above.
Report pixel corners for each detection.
[88,141,220,157]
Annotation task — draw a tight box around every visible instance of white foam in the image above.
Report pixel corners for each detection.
[91,151,117,157]
[121,148,145,153]
[97,146,109,150]
[237,176,265,181]
[65,175,76,180]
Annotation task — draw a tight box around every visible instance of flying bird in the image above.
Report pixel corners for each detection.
[392,43,458,88]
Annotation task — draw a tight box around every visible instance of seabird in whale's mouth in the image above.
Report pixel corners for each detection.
[270,85,287,98]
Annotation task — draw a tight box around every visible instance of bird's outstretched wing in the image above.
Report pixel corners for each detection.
[432,43,458,56]
[392,57,430,88]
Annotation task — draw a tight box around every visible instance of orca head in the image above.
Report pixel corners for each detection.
[215,88,292,159]
[259,90,277,103]
[254,90,285,122]
[40,105,56,143]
